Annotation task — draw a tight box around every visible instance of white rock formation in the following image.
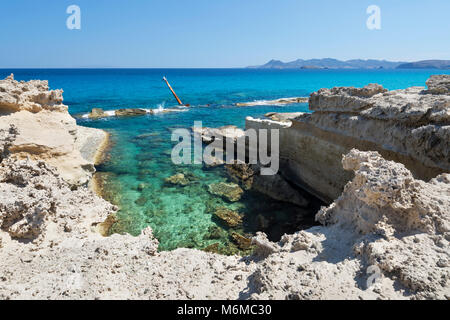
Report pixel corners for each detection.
[248,150,449,300]
[247,77,450,202]
[0,75,108,186]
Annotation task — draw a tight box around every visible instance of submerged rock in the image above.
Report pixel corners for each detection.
[213,207,242,227]
[208,182,243,202]
[137,183,148,191]
[164,173,189,186]
[135,195,148,206]
[204,225,226,240]
[203,242,220,254]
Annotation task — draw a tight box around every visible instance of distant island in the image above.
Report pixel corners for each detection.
[248,58,450,70]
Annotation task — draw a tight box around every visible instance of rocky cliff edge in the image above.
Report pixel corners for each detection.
[0,74,108,186]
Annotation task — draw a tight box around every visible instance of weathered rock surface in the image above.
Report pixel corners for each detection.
[0,74,66,113]
[426,75,450,95]
[248,150,449,300]
[265,112,305,122]
[247,76,450,202]
[0,75,108,186]
[0,158,115,241]
[3,149,446,300]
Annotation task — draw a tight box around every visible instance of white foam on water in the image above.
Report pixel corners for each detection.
[152,105,165,114]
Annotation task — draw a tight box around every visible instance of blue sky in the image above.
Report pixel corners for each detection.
[0,0,449,68]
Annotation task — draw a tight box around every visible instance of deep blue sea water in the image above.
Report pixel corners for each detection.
[2,68,449,253]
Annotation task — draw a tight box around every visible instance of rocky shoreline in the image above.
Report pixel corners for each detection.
[0,74,448,299]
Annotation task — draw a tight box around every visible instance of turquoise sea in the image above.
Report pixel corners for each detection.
[2,68,449,254]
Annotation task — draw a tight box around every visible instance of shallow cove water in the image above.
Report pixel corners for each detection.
[2,68,449,254]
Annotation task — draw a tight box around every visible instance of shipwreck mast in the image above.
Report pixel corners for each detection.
[162,76,185,106]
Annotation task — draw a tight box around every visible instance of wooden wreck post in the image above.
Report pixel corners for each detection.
[162,76,184,106]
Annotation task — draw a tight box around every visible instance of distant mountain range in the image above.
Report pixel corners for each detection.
[396,60,450,69]
[248,59,450,70]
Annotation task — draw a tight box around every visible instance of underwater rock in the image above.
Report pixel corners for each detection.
[204,225,226,240]
[220,242,241,256]
[164,173,189,186]
[213,207,242,227]
[203,242,220,254]
[208,182,243,202]
[88,108,107,119]
[135,195,148,206]
[115,108,148,117]
[135,132,160,140]
[225,162,255,190]
[231,232,252,250]
[137,183,148,191]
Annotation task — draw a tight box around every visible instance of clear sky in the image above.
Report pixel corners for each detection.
[0,0,449,68]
